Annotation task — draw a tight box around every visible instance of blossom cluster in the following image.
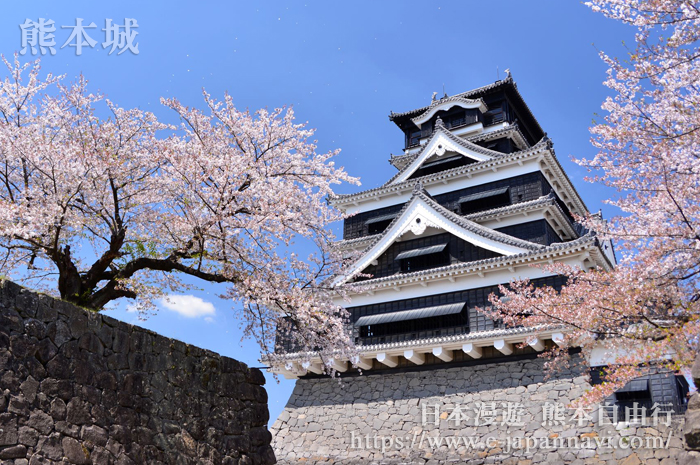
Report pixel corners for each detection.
[0,55,359,368]
[489,0,700,403]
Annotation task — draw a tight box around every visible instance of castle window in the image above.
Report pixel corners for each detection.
[614,379,653,411]
[365,213,397,235]
[407,129,421,148]
[356,302,467,339]
[484,102,505,126]
[459,187,510,214]
[355,302,465,327]
[444,112,466,129]
[590,369,691,416]
[395,243,449,272]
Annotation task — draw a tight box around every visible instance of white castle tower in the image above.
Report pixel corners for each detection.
[272,74,615,376]
[268,76,690,465]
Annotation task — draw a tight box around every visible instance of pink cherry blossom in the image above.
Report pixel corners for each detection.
[0,54,359,366]
[488,0,700,404]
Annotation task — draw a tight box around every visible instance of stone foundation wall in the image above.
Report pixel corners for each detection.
[0,279,276,465]
[272,357,692,464]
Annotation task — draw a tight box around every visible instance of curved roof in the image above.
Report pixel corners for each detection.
[330,137,590,219]
[385,122,507,186]
[344,234,612,291]
[389,74,545,145]
[334,185,544,286]
[389,124,530,170]
[335,193,578,252]
[390,77,516,120]
[410,96,487,126]
[332,136,551,203]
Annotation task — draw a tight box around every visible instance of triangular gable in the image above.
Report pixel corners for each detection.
[388,124,530,171]
[387,127,505,186]
[334,188,543,285]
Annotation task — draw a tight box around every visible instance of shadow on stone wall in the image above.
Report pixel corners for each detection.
[0,279,276,465]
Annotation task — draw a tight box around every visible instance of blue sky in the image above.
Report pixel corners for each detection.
[1,1,635,424]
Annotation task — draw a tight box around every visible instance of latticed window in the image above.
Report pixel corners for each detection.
[407,129,421,147]
[484,102,506,125]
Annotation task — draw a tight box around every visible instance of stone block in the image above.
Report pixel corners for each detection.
[0,414,18,446]
[27,411,54,435]
[685,408,700,450]
[62,437,90,464]
[0,444,27,459]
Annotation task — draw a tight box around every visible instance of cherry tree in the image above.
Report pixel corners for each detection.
[488,0,700,402]
[0,55,359,362]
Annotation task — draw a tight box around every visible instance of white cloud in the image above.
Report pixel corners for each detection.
[158,294,216,319]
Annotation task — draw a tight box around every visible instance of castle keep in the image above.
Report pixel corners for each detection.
[269,75,690,464]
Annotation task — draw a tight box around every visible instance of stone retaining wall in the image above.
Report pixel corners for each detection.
[0,279,276,465]
[272,356,692,464]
